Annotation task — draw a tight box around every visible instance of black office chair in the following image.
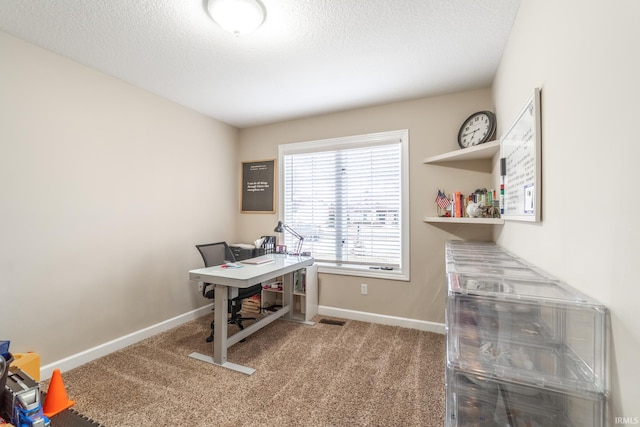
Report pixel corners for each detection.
[195,242,263,343]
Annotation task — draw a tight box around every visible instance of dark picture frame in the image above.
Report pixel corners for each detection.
[241,159,276,213]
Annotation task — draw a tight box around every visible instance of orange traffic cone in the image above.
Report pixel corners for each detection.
[43,368,75,417]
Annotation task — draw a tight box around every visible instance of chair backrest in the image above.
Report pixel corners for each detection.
[196,242,236,267]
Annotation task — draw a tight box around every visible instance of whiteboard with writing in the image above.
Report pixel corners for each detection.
[501,88,541,222]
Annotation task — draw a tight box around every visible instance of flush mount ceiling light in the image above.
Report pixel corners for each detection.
[207,0,266,36]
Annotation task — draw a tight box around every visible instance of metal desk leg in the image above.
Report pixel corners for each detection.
[282,272,292,321]
[189,285,256,375]
[212,284,228,365]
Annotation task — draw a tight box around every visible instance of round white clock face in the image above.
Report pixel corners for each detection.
[458,111,496,148]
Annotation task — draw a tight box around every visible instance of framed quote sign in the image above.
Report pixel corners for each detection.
[241,159,275,213]
[500,88,542,222]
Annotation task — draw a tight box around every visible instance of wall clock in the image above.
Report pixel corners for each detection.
[457,111,497,148]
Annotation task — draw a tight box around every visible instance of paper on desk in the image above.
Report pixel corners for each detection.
[231,243,255,249]
[222,262,244,269]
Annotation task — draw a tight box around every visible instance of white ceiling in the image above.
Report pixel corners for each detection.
[0,0,521,128]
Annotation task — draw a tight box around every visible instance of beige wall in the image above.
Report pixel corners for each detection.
[492,0,639,417]
[0,32,237,365]
[4,0,637,417]
[237,91,498,325]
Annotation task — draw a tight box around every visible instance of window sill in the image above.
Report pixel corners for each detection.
[316,262,409,281]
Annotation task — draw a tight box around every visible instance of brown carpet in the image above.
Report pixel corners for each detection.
[45,315,445,426]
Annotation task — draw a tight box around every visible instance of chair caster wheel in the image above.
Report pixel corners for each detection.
[206,336,213,343]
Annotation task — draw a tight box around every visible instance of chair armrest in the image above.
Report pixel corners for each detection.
[203,283,215,299]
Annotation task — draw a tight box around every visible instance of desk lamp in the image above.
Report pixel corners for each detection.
[274,221,304,255]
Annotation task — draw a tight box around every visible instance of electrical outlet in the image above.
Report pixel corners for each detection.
[197,281,204,292]
[361,283,368,295]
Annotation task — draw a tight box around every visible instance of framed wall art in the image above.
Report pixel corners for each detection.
[241,159,276,213]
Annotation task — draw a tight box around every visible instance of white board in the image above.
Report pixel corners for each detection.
[500,88,541,222]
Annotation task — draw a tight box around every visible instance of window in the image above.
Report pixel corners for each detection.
[278,130,409,280]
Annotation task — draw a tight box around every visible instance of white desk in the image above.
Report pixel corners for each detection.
[188,253,314,374]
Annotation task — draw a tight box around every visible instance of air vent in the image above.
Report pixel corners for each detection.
[318,318,346,326]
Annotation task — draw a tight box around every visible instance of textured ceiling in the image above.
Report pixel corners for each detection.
[0,0,521,128]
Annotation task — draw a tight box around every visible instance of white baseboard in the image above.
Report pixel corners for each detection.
[40,306,211,381]
[40,305,444,381]
[317,306,446,334]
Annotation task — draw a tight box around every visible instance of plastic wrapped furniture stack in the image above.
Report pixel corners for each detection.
[445,240,609,426]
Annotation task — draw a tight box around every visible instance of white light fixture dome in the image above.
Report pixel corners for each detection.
[207,0,266,36]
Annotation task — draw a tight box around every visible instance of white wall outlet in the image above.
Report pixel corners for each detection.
[197,281,204,292]
[361,283,368,295]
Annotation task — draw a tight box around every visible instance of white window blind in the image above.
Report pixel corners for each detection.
[279,130,409,278]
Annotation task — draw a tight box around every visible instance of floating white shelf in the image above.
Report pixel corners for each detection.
[423,216,504,225]
[423,140,503,225]
[423,140,500,164]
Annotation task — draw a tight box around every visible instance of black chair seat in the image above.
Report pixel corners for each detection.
[195,242,261,343]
